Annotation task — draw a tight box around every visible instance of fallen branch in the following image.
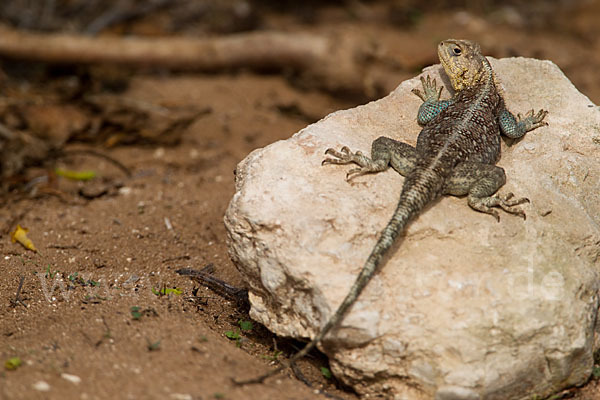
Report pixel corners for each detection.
[0,24,373,94]
[177,264,249,310]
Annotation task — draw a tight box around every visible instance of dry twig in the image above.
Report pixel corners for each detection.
[0,24,374,94]
[11,275,26,308]
[177,264,249,310]
[59,148,131,177]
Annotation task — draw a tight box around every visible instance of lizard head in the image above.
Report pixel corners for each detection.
[438,39,487,91]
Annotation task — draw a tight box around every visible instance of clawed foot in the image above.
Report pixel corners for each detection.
[322,146,386,181]
[412,75,443,103]
[518,109,549,132]
[469,192,530,222]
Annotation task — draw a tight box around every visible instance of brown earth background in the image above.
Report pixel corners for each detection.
[1,1,600,399]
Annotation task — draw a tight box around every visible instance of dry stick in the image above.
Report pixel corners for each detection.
[12,275,26,307]
[0,24,322,68]
[179,266,337,394]
[290,363,344,400]
[95,316,112,347]
[0,25,368,93]
[176,265,249,309]
[59,149,132,177]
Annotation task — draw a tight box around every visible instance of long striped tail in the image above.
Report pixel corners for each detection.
[234,170,441,385]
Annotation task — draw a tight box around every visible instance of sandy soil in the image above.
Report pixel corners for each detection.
[2,3,600,399]
[0,72,355,399]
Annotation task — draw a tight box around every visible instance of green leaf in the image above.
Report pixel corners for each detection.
[593,365,600,379]
[55,168,96,181]
[320,366,332,379]
[130,306,142,320]
[4,357,22,371]
[262,350,282,361]
[238,320,253,331]
[152,287,182,296]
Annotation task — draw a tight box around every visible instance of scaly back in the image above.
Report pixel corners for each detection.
[417,39,504,168]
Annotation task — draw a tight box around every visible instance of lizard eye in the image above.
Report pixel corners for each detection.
[453,47,462,55]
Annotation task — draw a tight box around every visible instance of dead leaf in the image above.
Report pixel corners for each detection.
[10,224,37,252]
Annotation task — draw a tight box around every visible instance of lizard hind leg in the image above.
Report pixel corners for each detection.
[469,191,529,221]
[322,146,388,180]
[444,162,529,221]
[322,137,417,181]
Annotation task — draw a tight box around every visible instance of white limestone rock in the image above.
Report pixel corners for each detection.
[224,57,600,399]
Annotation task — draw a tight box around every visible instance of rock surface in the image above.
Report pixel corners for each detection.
[224,58,600,399]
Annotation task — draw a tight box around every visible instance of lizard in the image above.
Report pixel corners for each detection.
[235,39,548,386]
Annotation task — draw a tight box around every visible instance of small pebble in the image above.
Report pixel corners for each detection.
[61,373,81,385]
[170,394,192,400]
[33,381,51,392]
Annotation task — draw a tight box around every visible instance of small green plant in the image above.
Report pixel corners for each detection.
[45,265,58,279]
[147,340,161,351]
[68,272,85,286]
[238,320,253,332]
[593,365,600,379]
[213,393,225,399]
[224,320,254,348]
[68,272,101,287]
[130,306,142,320]
[262,350,283,361]
[320,366,332,379]
[224,330,242,347]
[224,330,240,340]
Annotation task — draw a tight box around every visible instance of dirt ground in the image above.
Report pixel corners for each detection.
[2,2,600,400]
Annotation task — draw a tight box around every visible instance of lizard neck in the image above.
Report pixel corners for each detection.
[456,56,498,105]
[459,55,494,94]
[480,56,495,91]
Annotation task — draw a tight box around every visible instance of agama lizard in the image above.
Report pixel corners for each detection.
[235,39,548,386]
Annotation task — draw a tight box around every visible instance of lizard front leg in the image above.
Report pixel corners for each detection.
[323,137,418,181]
[499,108,548,138]
[444,161,529,221]
[412,75,453,125]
